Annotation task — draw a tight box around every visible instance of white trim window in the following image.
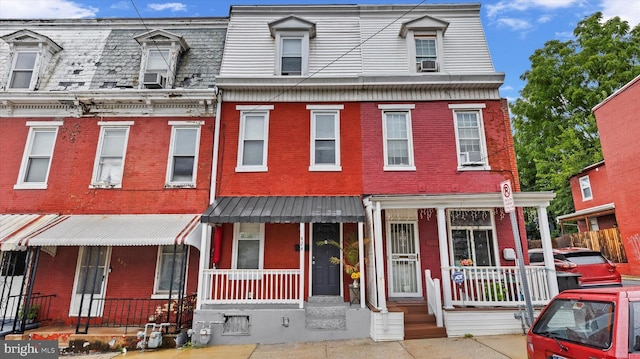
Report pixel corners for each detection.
[268,16,315,77]
[236,105,272,172]
[415,36,438,72]
[134,30,189,89]
[14,121,62,190]
[579,175,593,201]
[308,105,343,171]
[379,104,416,171]
[448,209,498,267]
[8,50,38,89]
[90,122,132,188]
[153,245,188,297]
[165,121,202,187]
[449,104,490,170]
[232,223,265,270]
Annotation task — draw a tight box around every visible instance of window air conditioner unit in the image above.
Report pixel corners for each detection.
[419,60,438,72]
[143,72,166,89]
[461,151,483,165]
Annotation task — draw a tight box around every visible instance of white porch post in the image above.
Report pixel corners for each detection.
[358,222,365,308]
[373,201,388,312]
[299,223,306,309]
[537,206,559,296]
[437,207,454,309]
[196,223,211,310]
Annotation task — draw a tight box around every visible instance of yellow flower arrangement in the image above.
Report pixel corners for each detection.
[351,272,360,280]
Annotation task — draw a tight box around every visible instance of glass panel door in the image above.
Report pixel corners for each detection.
[388,222,422,297]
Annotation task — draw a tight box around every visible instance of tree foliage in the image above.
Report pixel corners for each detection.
[511,12,640,229]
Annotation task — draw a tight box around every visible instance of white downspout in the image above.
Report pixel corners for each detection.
[197,89,223,310]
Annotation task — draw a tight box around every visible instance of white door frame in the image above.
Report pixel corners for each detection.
[386,221,422,297]
[69,246,112,317]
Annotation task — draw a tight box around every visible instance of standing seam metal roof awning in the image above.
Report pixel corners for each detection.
[201,196,365,223]
[15,214,203,250]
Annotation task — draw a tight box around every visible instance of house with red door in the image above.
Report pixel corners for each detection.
[195,3,557,344]
[558,75,640,276]
[0,18,226,338]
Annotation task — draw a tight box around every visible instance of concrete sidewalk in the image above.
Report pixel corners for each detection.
[69,334,527,359]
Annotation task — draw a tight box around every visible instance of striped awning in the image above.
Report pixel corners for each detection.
[1,214,60,251]
[13,214,203,250]
[201,196,365,223]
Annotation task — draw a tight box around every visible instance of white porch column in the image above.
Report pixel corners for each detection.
[373,201,388,312]
[358,222,365,308]
[537,206,559,296]
[299,223,306,309]
[437,207,454,309]
[196,223,211,310]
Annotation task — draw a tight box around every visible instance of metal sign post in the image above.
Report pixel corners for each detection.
[501,180,535,326]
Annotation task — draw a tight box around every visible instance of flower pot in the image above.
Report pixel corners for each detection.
[353,279,359,288]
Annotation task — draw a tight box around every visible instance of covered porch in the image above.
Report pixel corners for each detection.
[195,195,370,344]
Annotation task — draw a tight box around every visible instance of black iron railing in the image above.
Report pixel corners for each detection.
[0,293,56,334]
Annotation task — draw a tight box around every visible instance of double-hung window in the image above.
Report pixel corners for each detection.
[15,122,62,190]
[134,30,189,89]
[153,245,188,297]
[9,51,38,89]
[281,37,303,75]
[166,122,202,187]
[269,16,315,77]
[379,104,416,171]
[415,36,437,72]
[308,105,342,171]
[232,223,264,270]
[450,104,489,170]
[91,122,132,188]
[236,105,272,172]
[579,176,593,201]
[449,210,497,267]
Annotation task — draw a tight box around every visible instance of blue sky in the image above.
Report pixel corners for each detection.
[1,0,639,100]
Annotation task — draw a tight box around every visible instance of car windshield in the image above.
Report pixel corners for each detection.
[531,298,614,350]
[559,253,607,265]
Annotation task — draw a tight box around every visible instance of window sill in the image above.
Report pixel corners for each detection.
[89,183,122,189]
[383,166,416,172]
[164,183,196,189]
[235,166,268,173]
[150,293,182,300]
[457,165,491,172]
[309,165,342,172]
[14,183,47,190]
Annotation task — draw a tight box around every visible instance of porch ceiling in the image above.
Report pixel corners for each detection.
[12,214,202,250]
[201,196,365,223]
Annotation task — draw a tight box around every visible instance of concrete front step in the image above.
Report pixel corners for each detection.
[305,296,347,330]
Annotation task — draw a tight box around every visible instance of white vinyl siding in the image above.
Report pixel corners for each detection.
[14,122,62,190]
[166,122,202,187]
[91,122,132,188]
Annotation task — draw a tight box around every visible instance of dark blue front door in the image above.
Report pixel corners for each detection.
[312,223,340,295]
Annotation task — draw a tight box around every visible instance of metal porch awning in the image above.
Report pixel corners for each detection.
[13,214,203,250]
[1,214,60,252]
[556,203,616,223]
[201,196,365,223]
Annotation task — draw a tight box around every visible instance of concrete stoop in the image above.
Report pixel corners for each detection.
[305,296,347,331]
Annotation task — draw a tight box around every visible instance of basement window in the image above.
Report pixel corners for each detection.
[222,315,250,335]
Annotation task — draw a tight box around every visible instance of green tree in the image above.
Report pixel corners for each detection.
[511,12,640,234]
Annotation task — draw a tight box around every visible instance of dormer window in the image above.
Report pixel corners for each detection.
[399,15,448,73]
[1,30,62,91]
[269,16,316,76]
[134,30,189,89]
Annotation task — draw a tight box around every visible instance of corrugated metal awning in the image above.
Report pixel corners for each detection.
[1,214,60,252]
[201,196,365,223]
[16,214,202,250]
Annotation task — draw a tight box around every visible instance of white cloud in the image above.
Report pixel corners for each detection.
[537,15,553,23]
[0,0,97,19]
[600,0,640,26]
[110,1,130,10]
[496,17,532,31]
[487,0,586,19]
[147,3,187,12]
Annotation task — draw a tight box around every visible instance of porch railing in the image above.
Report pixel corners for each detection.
[82,294,196,333]
[201,269,301,305]
[0,293,56,334]
[444,266,551,307]
[424,270,443,327]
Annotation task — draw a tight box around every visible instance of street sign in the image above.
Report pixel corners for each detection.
[500,180,515,213]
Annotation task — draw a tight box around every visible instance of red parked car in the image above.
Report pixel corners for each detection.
[527,286,640,358]
[528,247,622,288]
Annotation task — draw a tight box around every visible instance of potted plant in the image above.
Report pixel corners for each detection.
[316,232,367,286]
[18,304,39,324]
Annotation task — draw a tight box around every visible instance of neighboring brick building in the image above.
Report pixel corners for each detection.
[560,75,640,276]
[0,18,226,330]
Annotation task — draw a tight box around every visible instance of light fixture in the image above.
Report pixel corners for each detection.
[281,316,289,327]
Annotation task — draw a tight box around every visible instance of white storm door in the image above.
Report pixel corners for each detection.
[387,222,422,297]
[70,247,111,317]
